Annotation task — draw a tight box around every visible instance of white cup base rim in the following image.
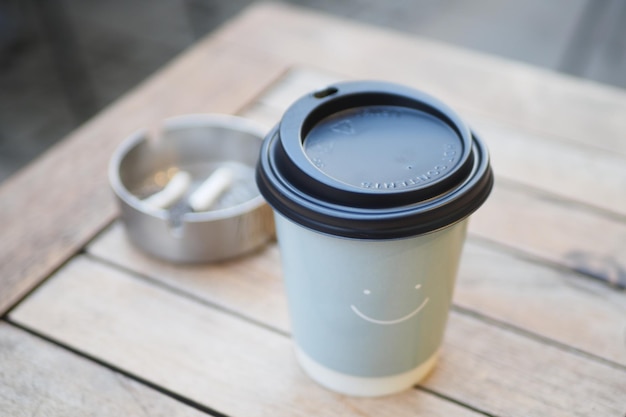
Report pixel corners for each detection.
[295,345,439,397]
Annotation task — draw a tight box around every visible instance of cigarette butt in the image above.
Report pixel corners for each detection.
[143,171,192,209]
[188,166,234,211]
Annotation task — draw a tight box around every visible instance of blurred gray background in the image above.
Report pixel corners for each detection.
[1,0,625,182]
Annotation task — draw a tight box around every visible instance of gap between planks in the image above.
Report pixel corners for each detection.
[468,182,626,290]
[83,250,290,339]
[0,321,211,417]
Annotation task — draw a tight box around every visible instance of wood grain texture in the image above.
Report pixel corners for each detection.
[0,28,288,314]
[458,240,626,365]
[469,116,626,218]
[11,256,626,417]
[90,223,290,332]
[433,312,626,417]
[220,4,626,156]
[10,256,481,417]
[471,181,626,288]
[0,322,205,417]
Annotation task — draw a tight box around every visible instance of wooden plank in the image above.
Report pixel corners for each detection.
[471,181,626,289]
[0,31,288,314]
[0,322,205,417]
[90,224,290,332]
[221,3,626,156]
[11,256,626,417]
[458,240,626,365]
[433,313,626,417]
[469,116,626,218]
[9,256,482,417]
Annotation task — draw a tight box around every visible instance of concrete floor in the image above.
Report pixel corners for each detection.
[1,0,625,182]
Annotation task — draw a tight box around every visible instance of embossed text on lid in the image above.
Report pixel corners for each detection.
[304,105,463,191]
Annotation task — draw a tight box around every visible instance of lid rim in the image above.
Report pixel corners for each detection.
[278,82,475,206]
[255,81,494,240]
[256,133,493,240]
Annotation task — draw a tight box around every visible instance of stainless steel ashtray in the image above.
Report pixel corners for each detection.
[109,114,274,263]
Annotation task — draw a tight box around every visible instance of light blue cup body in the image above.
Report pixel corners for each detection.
[276,213,468,395]
[256,81,493,396]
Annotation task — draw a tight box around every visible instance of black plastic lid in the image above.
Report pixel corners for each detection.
[256,80,494,239]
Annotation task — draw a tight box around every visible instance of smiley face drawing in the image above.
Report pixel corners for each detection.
[350,284,430,325]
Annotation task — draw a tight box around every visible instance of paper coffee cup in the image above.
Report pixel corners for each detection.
[256,81,493,396]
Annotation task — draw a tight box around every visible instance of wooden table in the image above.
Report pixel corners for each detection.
[1,3,625,416]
